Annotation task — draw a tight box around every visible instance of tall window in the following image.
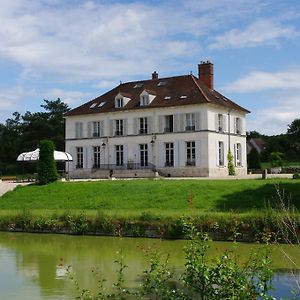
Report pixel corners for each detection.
[76,147,83,169]
[165,143,174,167]
[140,144,148,167]
[93,121,101,137]
[218,114,223,132]
[186,113,195,131]
[235,117,241,134]
[115,145,123,166]
[115,119,123,136]
[236,143,242,166]
[93,146,101,168]
[218,141,224,166]
[139,117,148,134]
[115,98,123,108]
[164,115,173,132]
[140,95,149,106]
[75,122,83,138]
[186,141,196,166]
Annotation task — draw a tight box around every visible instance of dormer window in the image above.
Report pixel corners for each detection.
[115,92,131,108]
[140,95,149,106]
[116,98,123,108]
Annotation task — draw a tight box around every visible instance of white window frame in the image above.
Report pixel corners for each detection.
[235,117,241,134]
[140,95,149,106]
[115,145,124,166]
[76,147,83,169]
[139,117,148,134]
[236,143,242,167]
[115,98,123,108]
[186,141,196,166]
[165,142,174,167]
[140,144,148,167]
[218,114,223,132]
[185,113,196,131]
[92,121,101,138]
[93,146,101,168]
[218,141,224,166]
[115,119,124,136]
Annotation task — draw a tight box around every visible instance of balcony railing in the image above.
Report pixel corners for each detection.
[164,161,174,167]
[186,160,196,166]
[93,132,100,137]
[91,162,156,171]
[115,131,123,136]
[139,129,148,134]
[185,125,195,131]
[164,127,173,133]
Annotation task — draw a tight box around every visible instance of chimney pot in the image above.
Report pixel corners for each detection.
[198,61,214,90]
[152,71,158,80]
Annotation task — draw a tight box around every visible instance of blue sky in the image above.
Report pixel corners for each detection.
[0,0,299,135]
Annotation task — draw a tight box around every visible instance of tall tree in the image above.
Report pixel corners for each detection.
[287,118,300,159]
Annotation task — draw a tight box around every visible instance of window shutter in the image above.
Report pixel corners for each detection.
[110,120,114,136]
[87,122,92,138]
[180,114,185,132]
[216,141,219,166]
[215,114,219,132]
[240,118,244,135]
[133,118,138,135]
[75,123,79,138]
[222,114,227,133]
[123,119,128,136]
[158,116,163,133]
[100,120,104,137]
[195,112,201,131]
[234,144,237,166]
[147,116,152,134]
[173,114,179,132]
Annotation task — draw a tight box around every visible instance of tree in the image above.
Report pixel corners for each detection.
[248,148,261,169]
[269,152,284,167]
[37,140,58,185]
[287,118,300,159]
[227,150,236,175]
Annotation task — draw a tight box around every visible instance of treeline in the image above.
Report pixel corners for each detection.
[0,99,70,175]
[247,118,300,169]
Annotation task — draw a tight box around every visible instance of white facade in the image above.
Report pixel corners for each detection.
[65,103,247,178]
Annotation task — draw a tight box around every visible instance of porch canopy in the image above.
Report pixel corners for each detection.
[17,148,73,162]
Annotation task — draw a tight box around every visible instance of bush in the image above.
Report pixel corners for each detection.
[37,139,58,185]
[227,150,236,176]
[293,173,300,180]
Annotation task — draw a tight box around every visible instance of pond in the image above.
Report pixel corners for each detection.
[0,232,299,299]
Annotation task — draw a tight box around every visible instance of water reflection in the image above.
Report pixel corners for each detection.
[0,232,299,299]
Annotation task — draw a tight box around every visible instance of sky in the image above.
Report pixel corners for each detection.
[0,0,299,135]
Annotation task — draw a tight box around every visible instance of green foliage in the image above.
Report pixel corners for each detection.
[269,152,284,167]
[227,150,236,176]
[293,173,300,180]
[37,140,59,185]
[248,148,262,169]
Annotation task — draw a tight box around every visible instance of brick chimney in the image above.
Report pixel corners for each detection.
[198,61,213,90]
[152,71,158,80]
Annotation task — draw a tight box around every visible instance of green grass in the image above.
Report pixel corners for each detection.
[1,178,300,216]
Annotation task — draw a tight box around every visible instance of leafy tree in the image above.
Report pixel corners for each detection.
[227,150,236,175]
[248,148,261,169]
[287,118,300,159]
[269,152,284,167]
[37,140,58,185]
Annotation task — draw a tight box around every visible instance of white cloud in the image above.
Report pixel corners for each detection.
[0,86,33,110]
[223,69,300,93]
[210,20,298,49]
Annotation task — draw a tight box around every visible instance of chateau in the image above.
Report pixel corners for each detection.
[65,61,249,178]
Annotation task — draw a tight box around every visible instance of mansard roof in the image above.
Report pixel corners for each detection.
[65,74,250,117]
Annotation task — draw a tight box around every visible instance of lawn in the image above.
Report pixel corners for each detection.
[1,178,299,216]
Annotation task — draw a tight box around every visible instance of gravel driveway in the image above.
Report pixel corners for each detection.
[0,181,28,197]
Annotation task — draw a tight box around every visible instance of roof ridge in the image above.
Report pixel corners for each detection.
[190,75,210,102]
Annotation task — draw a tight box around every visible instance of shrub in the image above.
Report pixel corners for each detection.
[37,139,58,185]
[293,173,300,180]
[227,150,236,176]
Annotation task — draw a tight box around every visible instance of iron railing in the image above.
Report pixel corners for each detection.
[91,162,156,171]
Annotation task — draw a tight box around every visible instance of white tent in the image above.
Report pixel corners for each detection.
[17,148,73,162]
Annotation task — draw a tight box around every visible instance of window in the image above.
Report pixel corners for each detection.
[140,95,149,106]
[236,143,242,167]
[115,119,123,136]
[186,113,195,131]
[165,143,174,167]
[140,144,148,167]
[164,115,173,132]
[75,122,83,138]
[92,121,101,137]
[235,117,241,134]
[93,146,101,168]
[139,117,148,134]
[186,141,196,166]
[218,114,223,132]
[218,141,224,166]
[115,98,123,108]
[115,145,123,166]
[76,147,83,169]
[90,102,97,108]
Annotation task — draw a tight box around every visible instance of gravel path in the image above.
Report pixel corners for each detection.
[0,181,28,197]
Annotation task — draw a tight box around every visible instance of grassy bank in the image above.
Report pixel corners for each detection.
[0,178,299,241]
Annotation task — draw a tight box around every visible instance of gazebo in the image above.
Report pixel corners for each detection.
[17,149,73,180]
